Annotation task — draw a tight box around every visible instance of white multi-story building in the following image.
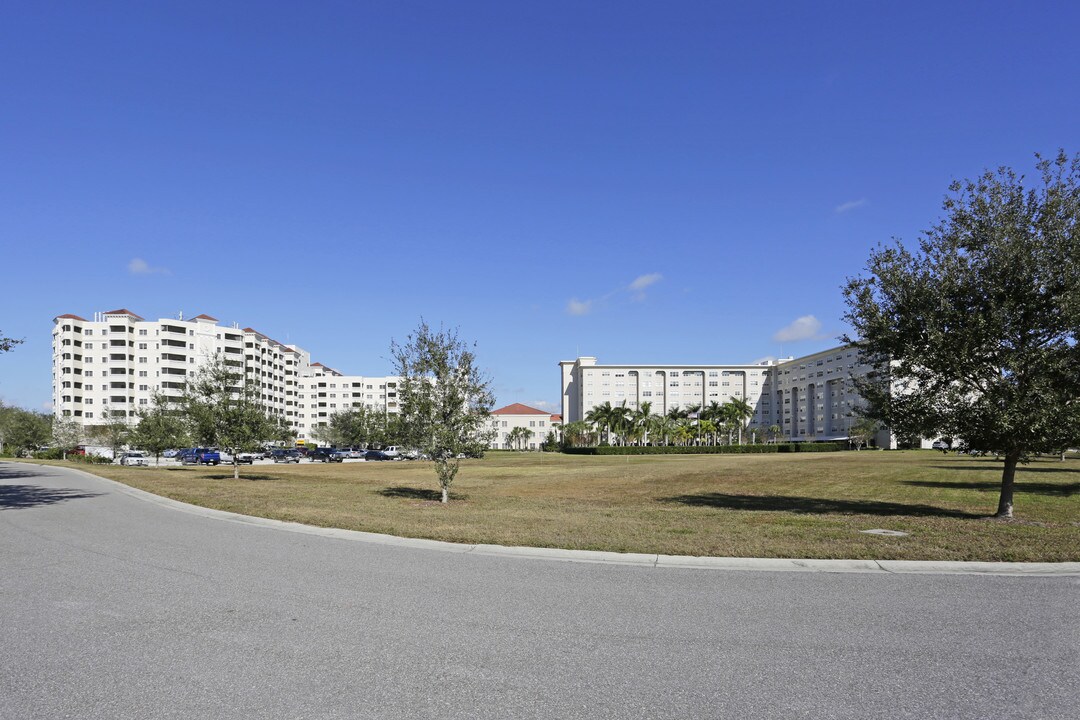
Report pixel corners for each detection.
[52,309,399,443]
[487,404,561,450]
[559,345,897,447]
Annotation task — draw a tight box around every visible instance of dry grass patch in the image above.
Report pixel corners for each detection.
[26,451,1080,561]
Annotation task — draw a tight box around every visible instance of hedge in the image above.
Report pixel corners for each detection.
[562,442,846,456]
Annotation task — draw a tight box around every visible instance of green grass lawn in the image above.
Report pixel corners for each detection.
[25,450,1080,562]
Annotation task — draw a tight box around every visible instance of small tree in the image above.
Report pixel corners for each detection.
[181,355,278,479]
[90,405,131,459]
[848,416,878,451]
[51,417,83,460]
[843,151,1080,517]
[131,392,189,466]
[391,321,495,503]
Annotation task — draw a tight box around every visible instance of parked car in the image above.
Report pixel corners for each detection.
[381,446,402,458]
[363,450,397,461]
[163,449,179,458]
[271,449,301,463]
[179,448,222,466]
[235,452,257,464]
[117,451,148,466]
[931,440,951,451]
[309,448,346,463]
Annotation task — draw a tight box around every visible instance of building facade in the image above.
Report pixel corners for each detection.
[52,309,399,444]
[487,403,561,450]
[559,345,896,447]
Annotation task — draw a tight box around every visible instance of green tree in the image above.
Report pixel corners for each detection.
[89,405,131,459]
[842,151,1080,517]
[51,417,83,460]
[847,416,878,451]
[391,321,496,503]
[2,407,51,456]
[131,391,189,466]
[726,397,754,445]
[0,332,22,353]
[560,420,594,448]
[181,354,278,479]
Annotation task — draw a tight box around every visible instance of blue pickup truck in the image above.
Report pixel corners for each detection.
[178,448,222,466]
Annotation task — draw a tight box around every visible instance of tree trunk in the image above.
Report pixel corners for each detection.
[996,452,1019,518]
[441,485,448,504]
[234,459,240,480]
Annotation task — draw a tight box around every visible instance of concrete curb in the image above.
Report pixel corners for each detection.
[23,462,1080,577]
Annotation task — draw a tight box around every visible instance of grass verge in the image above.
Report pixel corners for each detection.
[16,451,1080,562]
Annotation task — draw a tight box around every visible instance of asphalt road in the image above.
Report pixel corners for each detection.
[2,462,1077,720]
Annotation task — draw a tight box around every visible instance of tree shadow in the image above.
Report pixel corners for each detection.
[905,480,1080,496]
[0,465,45,481]
[204,473,276,481]
[0,484,102,510]
[378,486,464,502]
[661,493,980,518]
[932,463,1080,474]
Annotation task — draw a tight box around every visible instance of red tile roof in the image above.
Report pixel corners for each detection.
[55,313,87,321]
[103,308,145,320]
[192,314,218,321]
[550,414,562,422]
[492,403,551,416]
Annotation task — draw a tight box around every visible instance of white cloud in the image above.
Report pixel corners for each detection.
[41,401,54,411]
[128,258,170,275]
[773,315,823,343]
[566,298,593,316]
[835,198,867,214]
[566,273,663,316]
[628,273,662,291]
[531,400,559,411]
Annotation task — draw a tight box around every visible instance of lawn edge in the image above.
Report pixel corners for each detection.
[30,461,1080,577]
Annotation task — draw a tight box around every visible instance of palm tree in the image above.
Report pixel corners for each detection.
[609,401,631,446]
[562,420,593,448]
[726,397,754,445]
[632,401,653,445]
[585,402,614,444]
[698,419,717,446]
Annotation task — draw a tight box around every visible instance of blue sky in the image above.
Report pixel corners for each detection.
[2,1,1078,413]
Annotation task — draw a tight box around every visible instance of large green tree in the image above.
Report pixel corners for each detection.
[0,406,51,456]
[181,354,278,479]
[391,320,495,503]
[842,151,1080,518]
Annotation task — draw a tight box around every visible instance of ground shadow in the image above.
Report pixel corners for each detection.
[906,480,1080,496]
[932,463,1080,475]
[378,486,465,502]
[204,473,276,481]
[0,465,46,481]
[661,493,981,518]
[0,484,102,510]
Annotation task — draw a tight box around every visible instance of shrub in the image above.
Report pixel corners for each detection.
[563,443,847,456]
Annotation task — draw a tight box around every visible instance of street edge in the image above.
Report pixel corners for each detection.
[25,462,1080,576]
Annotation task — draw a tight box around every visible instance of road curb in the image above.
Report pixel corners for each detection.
[20,462,1080,577]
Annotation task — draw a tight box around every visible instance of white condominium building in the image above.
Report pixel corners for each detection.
[52,309,399,443]
[560,344,895,446]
